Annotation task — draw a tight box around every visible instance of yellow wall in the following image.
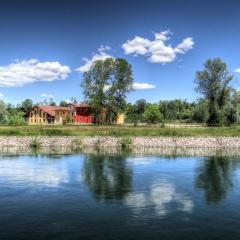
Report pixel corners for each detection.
[116,113,124,124]
[54,110,71,125]
[28,107,51,125]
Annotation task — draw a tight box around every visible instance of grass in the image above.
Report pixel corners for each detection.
[119,137,132,150]
[29,137,41,149]
[0,125,240,137]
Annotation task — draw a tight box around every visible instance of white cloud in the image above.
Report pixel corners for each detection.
[40,93,54,99]
[132,82,156,90]
[0,93,4,98]
[234,68,240,73]
[0,59,71,87]
[76,45,113,73]
[65,99,72,103]
[122,30,194,64]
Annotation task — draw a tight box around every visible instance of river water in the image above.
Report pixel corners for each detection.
[0,151,240,240]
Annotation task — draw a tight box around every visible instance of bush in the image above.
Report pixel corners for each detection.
[30,137,41,149]
[71,138,82,149]
[119,137,132,150]
[143,105,162,124]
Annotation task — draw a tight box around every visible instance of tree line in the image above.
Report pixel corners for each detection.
[0,57,239,126]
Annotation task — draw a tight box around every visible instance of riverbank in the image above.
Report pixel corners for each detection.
[1,136,240,149]
[1,125,240,137]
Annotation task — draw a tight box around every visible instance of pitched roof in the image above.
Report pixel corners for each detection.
[68,103,90,108]
[35,106,71,117]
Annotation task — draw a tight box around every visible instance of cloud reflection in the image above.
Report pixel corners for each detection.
[0,158,69,187]
[125,182,193,217]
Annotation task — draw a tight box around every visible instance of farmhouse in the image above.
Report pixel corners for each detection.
[27,104,124,125]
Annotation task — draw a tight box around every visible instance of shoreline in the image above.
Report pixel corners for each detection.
[1,136,240,149]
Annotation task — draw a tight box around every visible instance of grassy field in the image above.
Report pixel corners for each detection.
[0,125,240,137]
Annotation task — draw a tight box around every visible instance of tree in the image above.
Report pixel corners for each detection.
[195,58,233,125]
[223,90,240,125]
[81,58,133,124]
[192,99,209,123]
[70,97,77,104]
[8,108,26,125]
[59,100,68,107]
[49,98,56,106]
[159,99,195,121]
[135,99,147,115]
[0,100,9,124]
[143,104,162,124]
[21,99,33,114]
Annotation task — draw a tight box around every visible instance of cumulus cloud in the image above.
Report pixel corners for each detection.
[76,45,113,73]
[40,93,54,99]
[0,93,4,98]
[122,30,194,64]
[0,59,71,87]
[132,82,156,90]
[103,82,155,91]
[234,68,240,73]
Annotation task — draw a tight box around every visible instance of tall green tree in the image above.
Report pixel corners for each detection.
[21,99,33,114]
[0,100,9,124]
[195,58,233,125]
[81,58,133,123]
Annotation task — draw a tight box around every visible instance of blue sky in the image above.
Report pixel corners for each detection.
[0,0,240,104]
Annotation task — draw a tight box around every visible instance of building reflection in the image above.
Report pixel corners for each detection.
[83,153,132,200]
[195,156,240,203]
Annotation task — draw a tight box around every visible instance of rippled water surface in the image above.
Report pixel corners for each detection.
[0,152,240,240]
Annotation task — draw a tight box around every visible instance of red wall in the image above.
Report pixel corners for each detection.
[75,107,94,123]
[75,115,93,123]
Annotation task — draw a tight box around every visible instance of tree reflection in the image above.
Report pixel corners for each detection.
[83,154,132,200]
[195,156,240,203]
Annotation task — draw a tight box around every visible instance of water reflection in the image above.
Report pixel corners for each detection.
[83,154,132,200]
[195,156,240,203]
[125,182,194,217]
[0,155,70,187]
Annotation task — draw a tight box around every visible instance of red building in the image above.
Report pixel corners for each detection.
[68,103,94,124]
[69,103,124,124]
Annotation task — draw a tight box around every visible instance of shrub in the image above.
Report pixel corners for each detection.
[30,137,41,149]
[71,138,82,149]
[119,137,132,150]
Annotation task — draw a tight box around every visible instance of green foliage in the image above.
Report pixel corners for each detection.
[0,100,9,124]
[143,104,162,124]
[159,99,195,121]
[195,58,233,125]
[30,137,41,149]
[8,109,26,125]
[21,99,33,114]
[192,100,209,123]
[71,138,82,149]
[119,137,132,150]
[81,58,133,124]
[59,100,68,107]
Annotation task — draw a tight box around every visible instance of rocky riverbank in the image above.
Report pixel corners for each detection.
[0,136,240,148]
